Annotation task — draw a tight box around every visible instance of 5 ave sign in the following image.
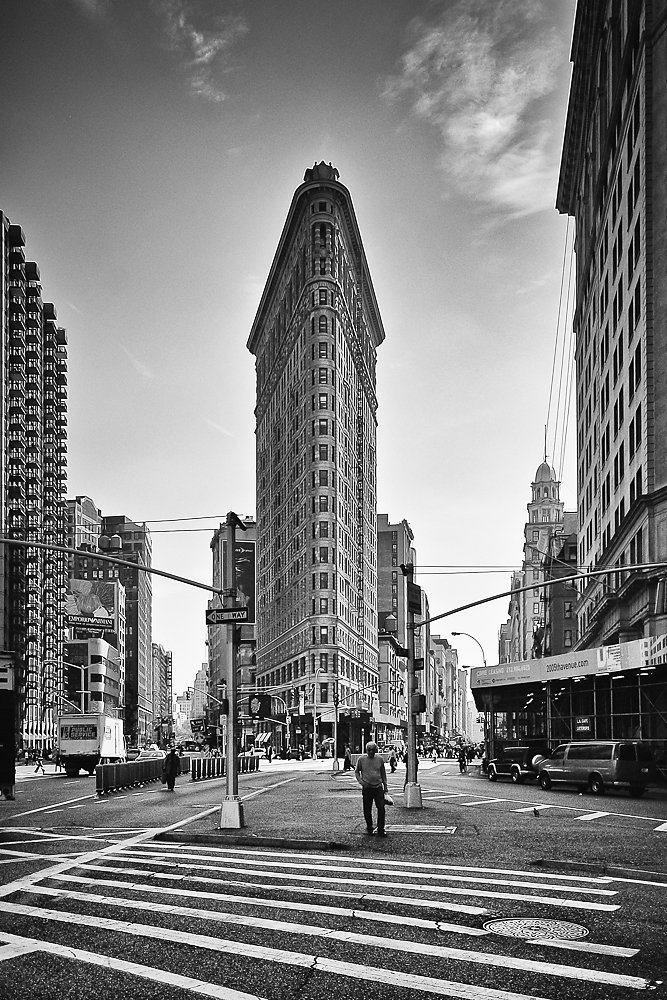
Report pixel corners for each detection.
[205,607,249,625]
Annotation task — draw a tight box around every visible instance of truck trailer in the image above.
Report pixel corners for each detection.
[57,713,126,776]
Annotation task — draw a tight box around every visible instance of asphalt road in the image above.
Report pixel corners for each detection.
[0,760,665,1000]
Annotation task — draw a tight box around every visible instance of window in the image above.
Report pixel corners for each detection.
[319,289,327,305]
[563,629,573,648]
[319,470,328,486]
[320,684,328,704]
[318,495,328,512]
[318,444,328,461]
[564,601,573,618]
[318,315,328,333]
[318,342,327,357]
[532,530,539,542]
[319,546,328,562]
[319,572,328,589]
[533,602,540,614]
[319,629,328,647]
[318,393,327,410]
[318,418,328,435]
[319,598,328,614]
[318,521,328,538]
[318,368,327,384]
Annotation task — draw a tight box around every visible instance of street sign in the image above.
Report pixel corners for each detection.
[205,607,249,625]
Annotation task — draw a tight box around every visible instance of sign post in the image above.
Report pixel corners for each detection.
[402,564,423,809]
[219,511,247,829]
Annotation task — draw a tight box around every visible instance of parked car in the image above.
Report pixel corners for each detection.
[239,747,266,759]
[487,744,550,784]
[537,741,656,797]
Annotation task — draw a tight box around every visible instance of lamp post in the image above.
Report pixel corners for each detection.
[311,667,322,760]
[451,631,492,758]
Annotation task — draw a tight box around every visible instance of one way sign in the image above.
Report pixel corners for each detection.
[205,607,249,625]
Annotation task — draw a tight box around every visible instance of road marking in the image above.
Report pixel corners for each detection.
[2,901,650,990]
[136,843,614,884]
[0,931,267,1000]
[82,863,490,915]
[106,852,619,910]
[43,877,491,936]
[387,825,457,834]
[7,793,93,819]
[654,821,667,832]
[513,806,558,813]
[460,799,507,806]
[527,938,639,958]
[41,810,65,815]
[576,812,610,822]
[122,848,617,896]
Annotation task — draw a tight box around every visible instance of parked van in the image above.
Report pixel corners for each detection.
[537,741,656,797]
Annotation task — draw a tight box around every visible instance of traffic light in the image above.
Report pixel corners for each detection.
[411,693,426,714]
[248,693,271,720]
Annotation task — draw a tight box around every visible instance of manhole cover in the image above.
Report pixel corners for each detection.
[483,917,589,940]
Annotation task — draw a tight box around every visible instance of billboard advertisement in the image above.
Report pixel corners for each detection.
[65,578,117,631]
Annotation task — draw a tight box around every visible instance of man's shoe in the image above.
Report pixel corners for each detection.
[365,828,374,835]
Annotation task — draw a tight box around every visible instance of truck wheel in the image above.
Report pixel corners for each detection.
[511,766,524,784]
[538,772,552,791]
[487,765,497,782]
[589,774,605,795]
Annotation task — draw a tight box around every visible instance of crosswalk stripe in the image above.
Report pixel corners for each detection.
[527,938,639,958]
[513,806,558,813]
[3,900,651,990]
[460,799,507,806]
[653,822,667,831]
[5,900,649,989]
[49,873,490,936]
[138,844,612,884]
[116,849,617,896]
[576,812,610,821]
[81,863,490,916]
[90,854,621,911]
[0,930,266,1000]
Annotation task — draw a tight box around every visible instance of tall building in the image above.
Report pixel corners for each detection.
[247,162,385,754]
[557,1,667,646]
[1,213,68,751]
[151,643,173,745]
[102,515,152,743]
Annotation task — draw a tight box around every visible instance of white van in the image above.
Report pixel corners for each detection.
[537,741,655,797]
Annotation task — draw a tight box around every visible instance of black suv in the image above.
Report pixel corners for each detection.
[487,745,550,784]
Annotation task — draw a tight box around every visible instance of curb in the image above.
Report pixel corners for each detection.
[153,830,350,851]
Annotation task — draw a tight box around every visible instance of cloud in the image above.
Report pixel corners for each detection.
[155,0,248,103]
[383,0,563,217]
[69,0,111,22]
[118,343,155,381]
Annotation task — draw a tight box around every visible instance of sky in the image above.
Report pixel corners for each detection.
[1,0,578,695]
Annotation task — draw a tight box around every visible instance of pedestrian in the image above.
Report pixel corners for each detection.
[343,745,352,771]
[389,750,397,773]
[458,746,468,774]
[33,749,45,775]
[355,741,388,837]
[162,745,180,791]
[266,745,273,763]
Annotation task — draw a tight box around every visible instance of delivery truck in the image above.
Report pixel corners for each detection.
[57,713,126,776]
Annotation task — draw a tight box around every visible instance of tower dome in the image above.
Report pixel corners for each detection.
[534,461,557,483]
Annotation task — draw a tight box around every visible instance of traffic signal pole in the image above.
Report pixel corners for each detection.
[401,563,422,809]
[220,511,247,829]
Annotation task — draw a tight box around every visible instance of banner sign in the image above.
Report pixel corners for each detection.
[66,579,117,631]
[471,633,667,690]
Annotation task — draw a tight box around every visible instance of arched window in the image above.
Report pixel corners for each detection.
[318,315,328,333]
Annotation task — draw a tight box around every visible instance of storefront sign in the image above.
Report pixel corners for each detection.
[471,634,667,690]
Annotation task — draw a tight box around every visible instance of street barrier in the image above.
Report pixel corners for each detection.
[190,755,260,781]
[96,755,191,795]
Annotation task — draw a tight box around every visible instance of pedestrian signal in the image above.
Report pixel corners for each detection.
[248,694,271,720]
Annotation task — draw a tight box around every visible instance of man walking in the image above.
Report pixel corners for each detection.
[33,749,45,775]
[162,745,180,792]
[355,741,388,837]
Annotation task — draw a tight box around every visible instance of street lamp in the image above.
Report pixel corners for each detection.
[450,631,492,757]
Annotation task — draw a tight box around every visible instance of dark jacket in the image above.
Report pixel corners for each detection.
[163,750,180,781]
